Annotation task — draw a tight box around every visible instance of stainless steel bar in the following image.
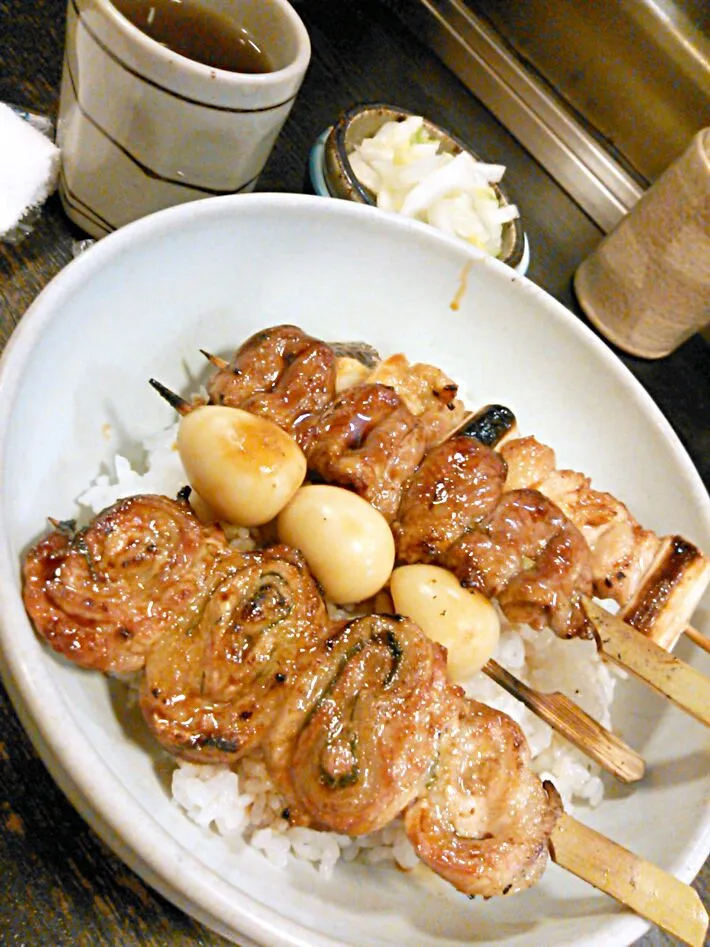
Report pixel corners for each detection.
[388,0,645,231]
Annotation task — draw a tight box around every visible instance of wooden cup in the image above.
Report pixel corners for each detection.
[574,128,710,358]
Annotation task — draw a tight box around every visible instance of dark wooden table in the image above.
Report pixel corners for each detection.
[1,1,708,944]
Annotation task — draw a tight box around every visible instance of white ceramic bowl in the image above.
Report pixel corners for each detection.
[0,194,708,947]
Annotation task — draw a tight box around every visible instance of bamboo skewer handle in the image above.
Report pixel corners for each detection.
[484,660,645,783]
[549,814,709,947]
[583,599,710,727]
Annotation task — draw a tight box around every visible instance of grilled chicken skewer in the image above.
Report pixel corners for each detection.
[152,326,710,767]
[393,431,710,727]
[427,406,710,653]
[21,495,707,943]
[198,326,709,668]
[442,413,710,654]
[494,429,710,654]
[148,378,646,781]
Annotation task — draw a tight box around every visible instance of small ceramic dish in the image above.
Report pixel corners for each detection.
[309,102,529,274]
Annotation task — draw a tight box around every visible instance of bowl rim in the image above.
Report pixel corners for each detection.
[0,191,708,947]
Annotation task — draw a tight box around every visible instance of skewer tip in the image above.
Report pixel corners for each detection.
[148,378,192,416]
[200,349,229,371]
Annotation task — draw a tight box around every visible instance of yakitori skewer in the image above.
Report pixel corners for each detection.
[550,814,708,947]
[443,407,710,656]
[437,416,710,726]
[402,401,710,730]
[148,376,647,783]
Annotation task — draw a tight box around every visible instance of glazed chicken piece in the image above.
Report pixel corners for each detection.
[499,435,556,491]
[482,432,710,648]
[393,436,508,563]
[207,325,337,444]
[304,383,427,521]
[22,494,235,674]
[535,468,662,605]
[367,353,467,448]
[500,436,663,605]
[141,544,331,764]
[405,697,563,898]
[442,489,593,638]
[264,614,456,835]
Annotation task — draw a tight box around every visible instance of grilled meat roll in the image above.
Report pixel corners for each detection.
[405,697,563,898]
[264,614,455,836]
[23,495,564,901]
[22,494,234,674]
[141,544,331,763]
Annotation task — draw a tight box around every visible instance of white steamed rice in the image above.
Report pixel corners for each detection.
[78,420,623,879]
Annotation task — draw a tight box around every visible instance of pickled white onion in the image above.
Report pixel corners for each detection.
[349,116,518,259]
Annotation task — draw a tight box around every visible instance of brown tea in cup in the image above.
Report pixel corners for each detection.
[111,0,273,73]
[58,0,310,237]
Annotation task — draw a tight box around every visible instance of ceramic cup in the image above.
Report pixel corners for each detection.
[56,0,310,238]
[574,127,710,359]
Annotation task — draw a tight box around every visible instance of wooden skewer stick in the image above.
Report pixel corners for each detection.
[550,813,709,947]
[484,660,644,783]
[583,598,710,727]
[685,624,710,654]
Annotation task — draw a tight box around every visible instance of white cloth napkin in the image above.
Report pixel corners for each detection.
[0,102,60,239]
